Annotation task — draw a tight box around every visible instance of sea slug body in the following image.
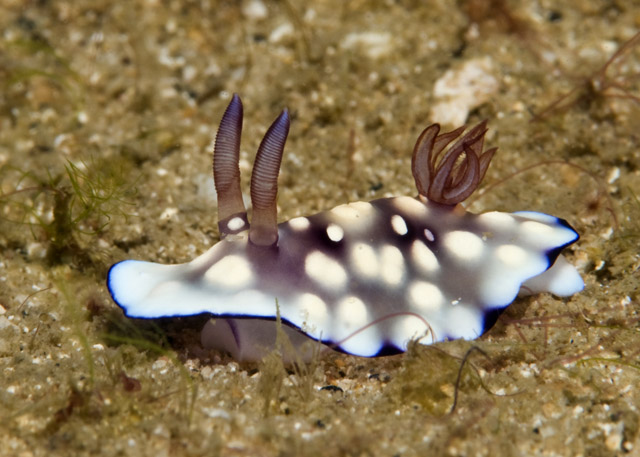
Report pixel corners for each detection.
[107,94,584,361]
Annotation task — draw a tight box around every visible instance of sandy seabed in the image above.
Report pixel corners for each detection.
[1,1,639,456]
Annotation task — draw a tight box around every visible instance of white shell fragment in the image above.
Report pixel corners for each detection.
[108,196,583,360]
[429,57,499,126]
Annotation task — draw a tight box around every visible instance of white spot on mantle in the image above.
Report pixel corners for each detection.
[305,251,347,289]
[330,201,373,220]
[205,255,254,288]
[288,217,310,231]
[408,281,443,312]
[496,244,528,268]
[326,224,344,242]
[393,196,427,219]
[336,296,368,331]
[411,240,439,273]
[391,215,408,235]
[297,293,329,333]
[477,211,515,230]
[227,216,246,231]
[443,230,484,262]
[351,243,379,278]
[380,245,405,286]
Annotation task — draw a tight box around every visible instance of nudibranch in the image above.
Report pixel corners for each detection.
[108,94,584,361]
